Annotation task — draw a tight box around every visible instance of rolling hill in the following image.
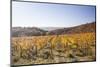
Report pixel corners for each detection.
[12,27,47,37]
[12,22,96,37]
[47,22,96,35]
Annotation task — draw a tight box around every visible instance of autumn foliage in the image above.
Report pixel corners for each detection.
[11,33,96,65]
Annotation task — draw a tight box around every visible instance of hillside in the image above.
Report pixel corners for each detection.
[12,27,47,37]
[47,22,96,35]
[12,22,96,37]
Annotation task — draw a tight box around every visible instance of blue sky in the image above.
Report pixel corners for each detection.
[12,1,96,27]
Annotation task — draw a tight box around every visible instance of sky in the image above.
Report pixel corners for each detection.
[12,1,96,27]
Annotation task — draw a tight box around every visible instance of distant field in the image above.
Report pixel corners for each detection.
[11,33,96,65]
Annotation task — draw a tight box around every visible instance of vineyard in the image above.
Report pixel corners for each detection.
[11,33,96,65]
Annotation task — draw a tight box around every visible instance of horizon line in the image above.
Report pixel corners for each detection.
[12,21,96,28]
